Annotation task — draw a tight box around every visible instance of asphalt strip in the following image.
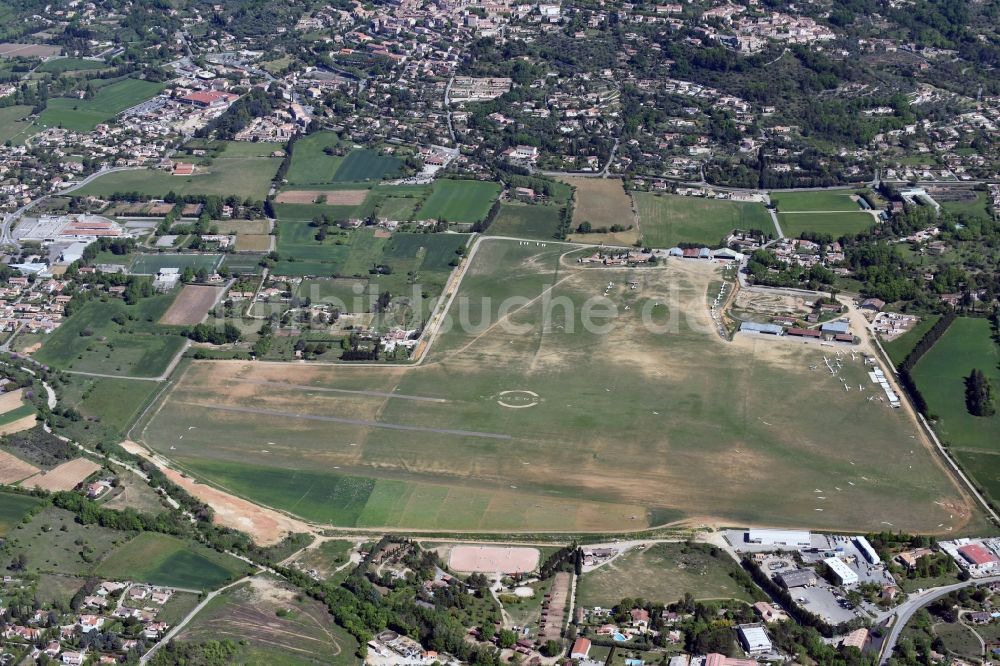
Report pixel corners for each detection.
[185,402,511,440]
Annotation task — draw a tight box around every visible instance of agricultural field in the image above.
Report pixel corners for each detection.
[577,543,761,608]
[777,212,876,238]
[487,203,564,240]
[95,532,250,590]
[883,315,940,366]
[77,148,280,200]
[53,377,161,446]
[130,253,224,274]
[160,284,225,325]
[911,318,1000,506]
[212,219,271,235]
[634,193,774,247]
[563,177,638,245]
[32,292,187,378]
[140,239,970,533]
[176,575,358,665]
[37,78,164,132]
[770,190,865,212]
[333,148,404,182]
[0,492,44,536]
[0,105,37,144]
[35,57,106,73]
[285,132,343,185]
[416,179,500,223]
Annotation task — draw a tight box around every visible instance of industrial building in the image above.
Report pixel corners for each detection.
[777,569,817,589]
[854,536,880,565]
[739,321,784,335]
[746,529,811,547]
[736,624,772,655]
[824,557,859,586]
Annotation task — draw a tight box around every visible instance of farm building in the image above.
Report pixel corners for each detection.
[777,569,817,589]
[824,557,859,586]
[737,624,772,655]
[740,322,784,335]
[747,529,811,547]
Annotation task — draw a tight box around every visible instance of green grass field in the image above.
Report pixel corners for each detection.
[939,192,993,222]
[285,132,343,185]
[0,403,35,426]
[0,105,37,145]
[577,542,761,607]
[771,190,864,212]
[33,293,187,378]
[37,78,164,132]
[333,148,403,182]
[96,532,249,590]
[884,315,940,366]
[36,58,106,73]
[76,153,280,200]
[634,193,774,247]
[177,575,359,664]
[141,239,970,533]
[130,253,224,274]
[0,492,44,536]
[54,376,161,446]
[0,506,130,576]
[778,212,876,238]
[487,203,564,240]
[911,317,1000,452]
[416,180,501,223]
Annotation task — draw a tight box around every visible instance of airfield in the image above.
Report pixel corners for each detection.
[139,239,974,534]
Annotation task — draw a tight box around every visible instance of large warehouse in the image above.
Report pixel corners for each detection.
[746,529,811,548]
[824,557,859,586]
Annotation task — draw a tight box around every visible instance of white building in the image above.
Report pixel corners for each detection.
[152,267,181,292]
[746,529,811,548]
[854,536,880,565]
[737,624,772,655]
[824,557,859,586]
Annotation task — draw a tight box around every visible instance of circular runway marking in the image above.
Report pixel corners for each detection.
[497,390,541,409]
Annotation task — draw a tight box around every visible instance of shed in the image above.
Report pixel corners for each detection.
[821,321,850,335]
[740,321,783,335]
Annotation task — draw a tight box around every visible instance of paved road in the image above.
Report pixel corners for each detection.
[879,575,1000,664]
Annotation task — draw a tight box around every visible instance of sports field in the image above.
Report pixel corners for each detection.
[95,532,249,590]
[634,193,774,247]
[130,253,223,274]
[771,190,864,212]
[141,239,969,533]
[777,212,876,238]
[487,203,563,240]
[577,542,760,607]
[563,178,638,245]
[0,105,37,145]
[416,179,501,223]
[76,154,279,200]
[37,78,164,132]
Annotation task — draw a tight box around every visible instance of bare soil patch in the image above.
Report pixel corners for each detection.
[0,389,26,413]
[0,449,40,484]
[0,43,61,57]
[275,189,368,205]
[449,545,540,574]
[29,458,101,492]
[160,285,225,325]
[235,234,273,252]
[0,415,38,436]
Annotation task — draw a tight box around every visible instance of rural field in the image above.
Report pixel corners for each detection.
[95,532,250,590]
[37,78,164,132]
[0,492,44,535]
[910,318,1000,508]
[487,203,564,240]
[0,105,37,144]
[36,57,106,73]
[160,284,225,325]
[563,178,638,245]
[140,239,971,533]
[333,148,404,182]
[577,542,761,608]
[176,575,358,664]
[32,291,188,378]
[77,146,280,200]
[634,192,774,247]
[416,179,500,223]
[884,315,940,366]
[284,131,343,185]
